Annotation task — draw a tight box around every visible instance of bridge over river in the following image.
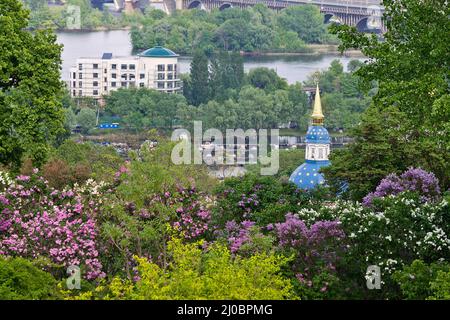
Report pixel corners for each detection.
[110,0,384,32]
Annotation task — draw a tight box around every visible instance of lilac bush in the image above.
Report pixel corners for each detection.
[363,167,441,206]
[0,171,105,280]
[223,220,256,253]
[147,186,212,240]
[271,213,346,279]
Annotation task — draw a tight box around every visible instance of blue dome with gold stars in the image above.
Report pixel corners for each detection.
[289,160,330,190]
[305,125,331,144]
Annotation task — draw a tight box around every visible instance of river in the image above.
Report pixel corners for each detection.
[57,30,364,84]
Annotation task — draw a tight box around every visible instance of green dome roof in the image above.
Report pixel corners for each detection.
[138,46,179,58]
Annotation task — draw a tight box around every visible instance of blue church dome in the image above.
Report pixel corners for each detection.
[289,160,330,190]
[305,125,331,144]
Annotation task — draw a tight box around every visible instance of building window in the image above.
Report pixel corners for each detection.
[104,77,107,82]
[129,74,135,80]
[93,90,98,96]
[121,74,127,80]
[111,82,116,87]
[167,64,173,71]
[73,90,76,96]
[121,64,127,70]
[78,64,82,71]
[78,81,82,87]
[157,73,165,80]
[129,64,135,70]
[157,82,165,89]
[139,83,145,87]
[168,73,173,80]
[157,64,165,72]
[93,81,98,87]
[72,81,76,88]
[79,90,82,95]
[104,68,107,73]
[121,82,127,87]
[79,73,82,79]
[111,64,117,70]
[93,73,98,78]
[167,82,173,88]
[93,63,98,69]
[112,73,117,79]
[104,86,107,91]
[72,72,76,79]
[140,74,145,79]
[129,82,136,88]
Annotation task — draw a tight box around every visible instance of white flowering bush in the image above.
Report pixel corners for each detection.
[0,171,13,191]
[295,193,450,298]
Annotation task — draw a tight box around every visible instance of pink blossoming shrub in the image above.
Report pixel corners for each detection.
[159,186,212,240]
[222,220,255,254]
[363,167,441,206]
[0,171,105,280]
[271,213,346,280]
[124,186,212,241]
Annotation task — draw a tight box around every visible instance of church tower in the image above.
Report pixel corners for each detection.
[289,84,331,189]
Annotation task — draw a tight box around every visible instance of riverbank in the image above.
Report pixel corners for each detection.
[241,44,364,57]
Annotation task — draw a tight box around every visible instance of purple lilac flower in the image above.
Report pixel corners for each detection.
[363,167,441,206]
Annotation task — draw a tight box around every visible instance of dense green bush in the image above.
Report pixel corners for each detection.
[68,238,295,300]
[0,257,58,300]
[392,260,450,300]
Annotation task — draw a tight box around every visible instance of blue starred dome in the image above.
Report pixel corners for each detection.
[289,160,330,190]
[305,126,330,144]
[138,46,179,58]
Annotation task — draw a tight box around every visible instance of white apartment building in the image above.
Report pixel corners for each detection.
[69,46,182,99]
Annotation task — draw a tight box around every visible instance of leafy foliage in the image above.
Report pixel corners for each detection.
[392,260,450,300]
[130,6,330,54]
[69,238,295,300]
[0,0,65,168]
[0,256,58,300]
[328,0,450,194]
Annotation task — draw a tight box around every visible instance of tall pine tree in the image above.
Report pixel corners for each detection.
[188,50,210,106]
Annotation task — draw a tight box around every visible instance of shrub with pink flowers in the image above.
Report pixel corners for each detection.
[168,187,212,240]
[363,167,441,206]
[0,171,105,280]
[271,213,346,280]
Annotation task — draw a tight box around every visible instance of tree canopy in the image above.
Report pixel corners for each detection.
[0,0,65,169]
[324,0,450,199]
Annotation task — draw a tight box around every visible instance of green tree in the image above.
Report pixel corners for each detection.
[322,107,422,200]
[277,5,327,43]
[0,0,65,169]
[327,0,450,193]
[187,50,210,106]
[246,67,288,92]
[209,51,244,101]
[76,108,97,133]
